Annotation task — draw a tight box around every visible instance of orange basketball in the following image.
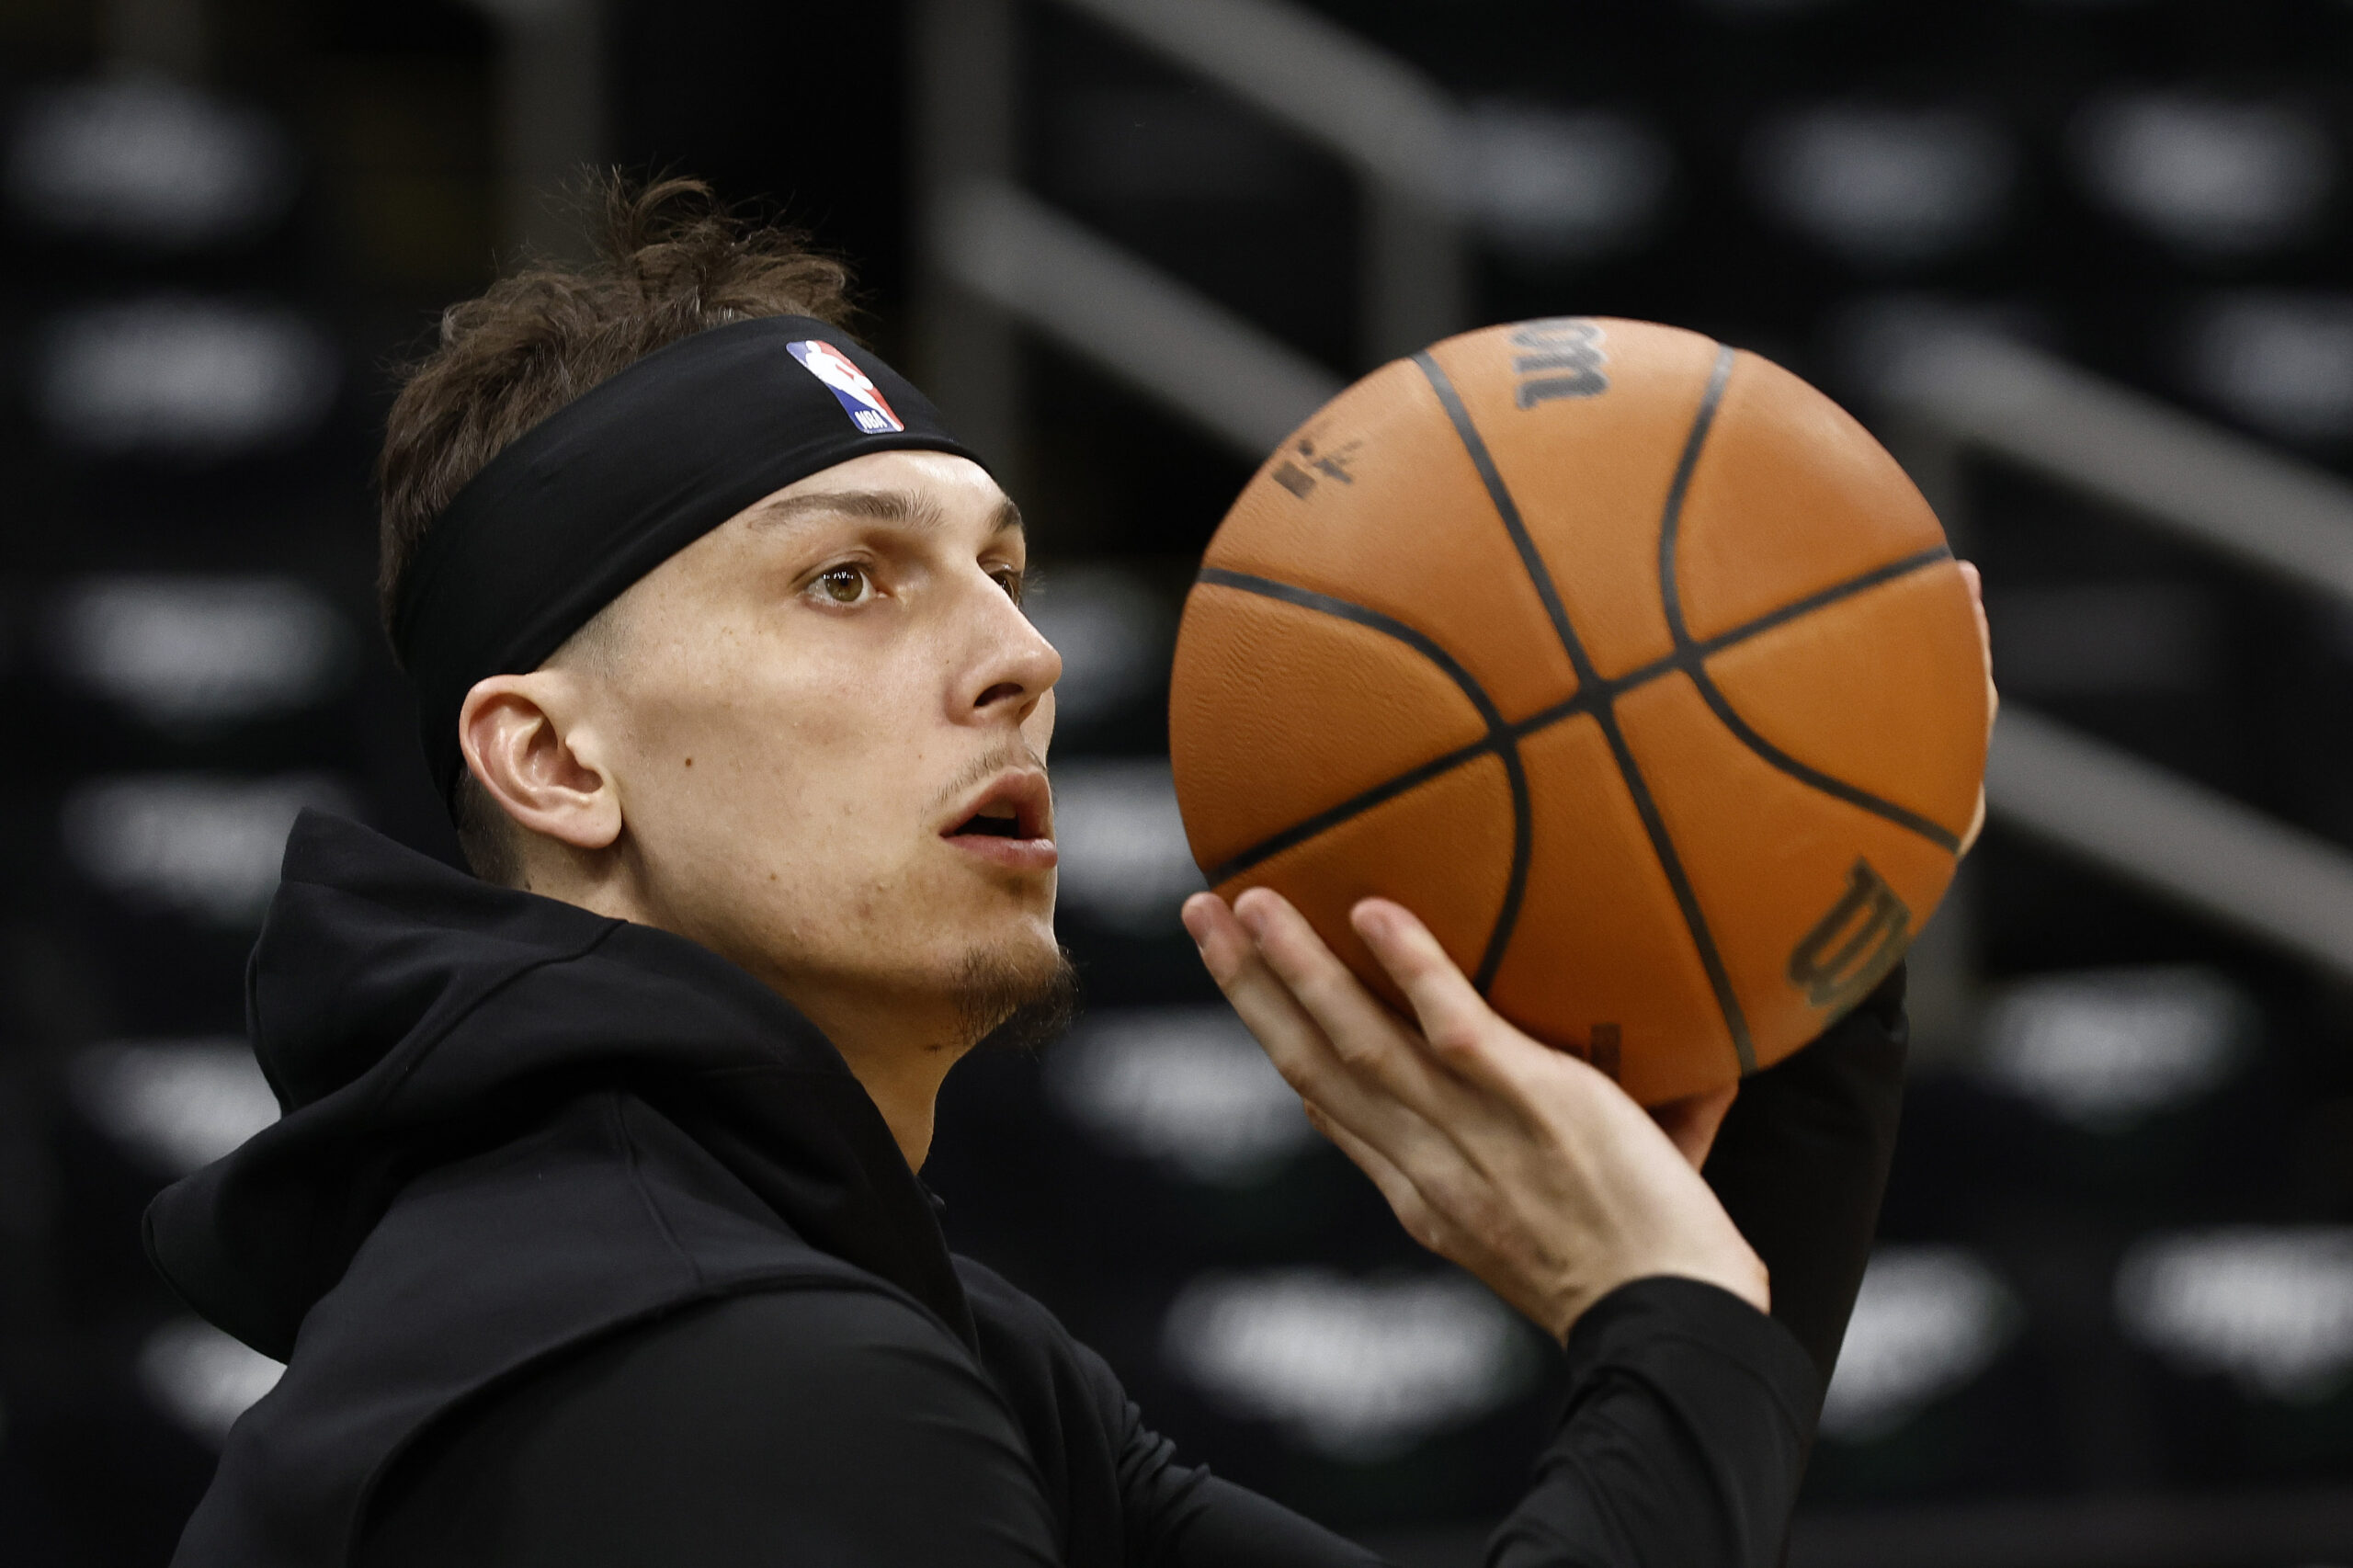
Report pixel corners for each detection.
[1167,318,1988,1106]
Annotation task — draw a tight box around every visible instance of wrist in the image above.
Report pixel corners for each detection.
[1551,1245,1769,1343]
[1559,1275,1817,1414]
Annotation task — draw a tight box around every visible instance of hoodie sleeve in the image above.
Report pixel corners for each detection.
[357,1287,1063,1568]
[1108,976,1906,1568]
[359,976,1904,1568]
[1702,961,1910,1388]
[1093,1278,1813,1568]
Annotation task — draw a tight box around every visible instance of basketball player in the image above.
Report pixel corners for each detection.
[147,180,1971,1568]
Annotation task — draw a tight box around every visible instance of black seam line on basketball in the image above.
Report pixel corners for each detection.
[1492,547,1957,731]
[1192,548,1954,895]
[1407,349,1588,1010]
[1594,707,1756,1074]
[1415,347,1755,1073]
[1478,745,1535,992]
[1631,346,1757,1073]
[1411,352,1604,688]
[1203,733,1497,885]
[1687,678,1961,850]
[1193,567,1535,971]
[1654,347,1963,855]
[1540,546,1956,717]
[1202,680,1609,883]
[1196,568,1508,730]
[1692,544,1952,656]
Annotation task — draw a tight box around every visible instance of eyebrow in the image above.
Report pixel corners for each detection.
[747,487,1023,538]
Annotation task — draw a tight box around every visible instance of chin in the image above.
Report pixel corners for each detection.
[952,932,1080,1052]
[960,914,1063,988]
[946,874,1058,959]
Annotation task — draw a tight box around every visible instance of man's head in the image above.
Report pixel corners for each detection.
[376,179,1074,1143]
[377,175,858,880]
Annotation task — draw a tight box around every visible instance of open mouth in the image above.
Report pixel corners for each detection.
[942,769,1053,847]
[956,805,1027,839]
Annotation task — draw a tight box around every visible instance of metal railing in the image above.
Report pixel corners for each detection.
[910,0,1457,474]
[912,0,2353,991]
[1878,331,2353,608]
[936,181,1345,460]
[1055,0,1463,362]
[1876,328,2353,986]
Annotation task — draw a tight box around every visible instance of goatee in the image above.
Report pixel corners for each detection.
[955,946,1082,1054]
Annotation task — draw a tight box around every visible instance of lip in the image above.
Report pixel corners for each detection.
[939,768,1057,874]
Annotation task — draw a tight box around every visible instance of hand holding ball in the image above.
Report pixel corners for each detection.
[1170,318,1989,1106]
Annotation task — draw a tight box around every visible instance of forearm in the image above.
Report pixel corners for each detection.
[1482,974,1906,1568]
[1182,897,1907,1566]
[1487,1278,1820,1568]
[1703,965,1909,1384]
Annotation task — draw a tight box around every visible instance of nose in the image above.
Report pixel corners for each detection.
[964,574,1062,721]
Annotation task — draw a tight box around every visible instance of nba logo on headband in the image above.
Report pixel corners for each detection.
[787,339,905,434]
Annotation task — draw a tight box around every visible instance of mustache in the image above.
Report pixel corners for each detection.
[928,744,1050,820]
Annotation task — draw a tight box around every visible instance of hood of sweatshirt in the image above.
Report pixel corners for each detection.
[148,812,994,1567]
[146,810,971,1363]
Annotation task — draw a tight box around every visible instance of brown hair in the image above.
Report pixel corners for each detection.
[376,173,857,881]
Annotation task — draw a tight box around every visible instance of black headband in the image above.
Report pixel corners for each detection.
[392,315,983,810]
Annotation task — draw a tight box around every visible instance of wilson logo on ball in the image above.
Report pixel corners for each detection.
[1511,318,1608,407]
[1172,318,1988,1106]
[1787,860,1911,1010]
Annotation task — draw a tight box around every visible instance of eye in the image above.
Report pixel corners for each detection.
[989,565,1026,606]
[812,564,873,606]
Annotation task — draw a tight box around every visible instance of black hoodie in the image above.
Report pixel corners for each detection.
[149,812,1894,1568]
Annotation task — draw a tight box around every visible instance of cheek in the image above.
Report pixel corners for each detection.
[625,639,932,847]
[1025,688,1057,761]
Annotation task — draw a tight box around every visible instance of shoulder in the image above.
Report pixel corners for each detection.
[950,1256,1144,1498]
[362,1284,1057,1568]
[584,1280,984,1393]
[954,1255,1075,1346]
[468,1284,1018,1457]
[954,1255,1127,1407]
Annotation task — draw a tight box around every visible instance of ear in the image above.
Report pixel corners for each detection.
[458,672,622,852]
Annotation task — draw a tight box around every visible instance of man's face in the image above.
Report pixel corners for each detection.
[575,449,1064,1037]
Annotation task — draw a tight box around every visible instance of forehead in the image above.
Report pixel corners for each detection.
[741,449,1013,533]
[594,447,1021,648]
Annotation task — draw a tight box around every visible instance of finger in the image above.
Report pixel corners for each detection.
[1959,784,1987,857]
[1234,889,1461,1118]
[1957,559,1998,722]
[1959,559,1987,648]
[1190,892,1435,1147]
[1348,898,1527,1095]
[1312,1101,1560,1335]
[1182,892,1254,983]
[1951,562,1996,858]
[1185,893,1338,1088]
[1305,1100,1452,1258]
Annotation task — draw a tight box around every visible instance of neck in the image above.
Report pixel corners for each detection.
[786,989,975,1170]
[517,843,972,1171]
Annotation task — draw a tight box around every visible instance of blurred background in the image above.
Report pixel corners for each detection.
[3,0,2352,1562]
